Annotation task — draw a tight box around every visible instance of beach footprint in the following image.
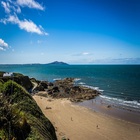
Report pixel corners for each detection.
[59,132,65,136]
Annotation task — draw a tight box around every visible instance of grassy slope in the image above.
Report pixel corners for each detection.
[0,80,57,140]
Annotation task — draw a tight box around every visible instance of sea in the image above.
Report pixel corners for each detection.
[0,64,140,112]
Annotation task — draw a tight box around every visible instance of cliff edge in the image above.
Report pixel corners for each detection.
[0,80,57,140]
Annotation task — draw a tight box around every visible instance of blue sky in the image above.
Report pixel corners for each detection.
[0,0,140,64]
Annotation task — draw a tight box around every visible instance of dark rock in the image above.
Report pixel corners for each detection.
[71,86,81,92]
[47,89,53,95]
[107,105,111,108]
[30,77,38,83]
[40,81,48,89]
[65,87,70,94]
[52,86,59,93]
[35,84,45,91]
[34,81,49,92]
[48,82,54,87]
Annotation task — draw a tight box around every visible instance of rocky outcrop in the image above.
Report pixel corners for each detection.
[32,81,49,92]
[34,78,100,102]
[0,71,100,103]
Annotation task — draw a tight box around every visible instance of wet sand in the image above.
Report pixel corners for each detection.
[78,96,140,124]
[33,95,140,140]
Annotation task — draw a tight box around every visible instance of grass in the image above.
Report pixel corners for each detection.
[0,80,57,140]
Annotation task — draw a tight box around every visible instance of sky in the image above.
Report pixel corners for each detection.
[0,0,140,64]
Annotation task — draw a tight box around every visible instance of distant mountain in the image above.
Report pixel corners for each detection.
[47,61,69,65]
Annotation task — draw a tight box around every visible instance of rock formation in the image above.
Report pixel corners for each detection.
[34,78,100,102]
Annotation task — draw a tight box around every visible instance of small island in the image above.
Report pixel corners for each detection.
[47,61,69,65]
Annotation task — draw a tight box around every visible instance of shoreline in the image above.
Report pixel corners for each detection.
[78,96,140,124]
[33,94,140,140]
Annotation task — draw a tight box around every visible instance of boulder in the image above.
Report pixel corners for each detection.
[52,86,59,92]
[40,81,48,89]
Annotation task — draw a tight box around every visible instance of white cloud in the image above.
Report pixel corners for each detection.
[0,47,4,50]
[1,0,21,14]
[1,15,48,35]
[0,39,8,47]
[19,19,43,34]
[82,52,90,55]
[16,6,21,13]
[1,0,47,35]
[1,0,44,14]
[17,0,44,10]
[0,38,9,51]
[1,1,11,13]
[72,52,91,56]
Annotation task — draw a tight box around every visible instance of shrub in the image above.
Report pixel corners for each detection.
[0,82,3,93]
[3,80,28,96]
[0,80,57,140]
[0,99,31,140]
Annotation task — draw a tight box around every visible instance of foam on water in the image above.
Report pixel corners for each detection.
[100,95,140,110]
[78,82,86,85]
[83,85,99,90]
[74,78,81,82]
[53,78,62,81]
[76,79,140,111]
[82,85,104,93]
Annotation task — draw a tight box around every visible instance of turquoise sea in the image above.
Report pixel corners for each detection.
[0,64,140,111]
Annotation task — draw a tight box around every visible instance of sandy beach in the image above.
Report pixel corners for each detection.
[33,95,140,140]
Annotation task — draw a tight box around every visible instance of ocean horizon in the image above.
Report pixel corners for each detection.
[0,64,140,112]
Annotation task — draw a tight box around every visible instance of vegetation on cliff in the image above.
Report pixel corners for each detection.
[0,72,33,91]
[0,80,57,140]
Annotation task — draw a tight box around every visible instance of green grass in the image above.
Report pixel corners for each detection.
[0,80,57,140]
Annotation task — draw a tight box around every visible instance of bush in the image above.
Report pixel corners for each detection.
[3,80,28,96]
[0,82,3,93]
[0,71,5,77]
[0,80,57,140]
[0,99,31,140]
